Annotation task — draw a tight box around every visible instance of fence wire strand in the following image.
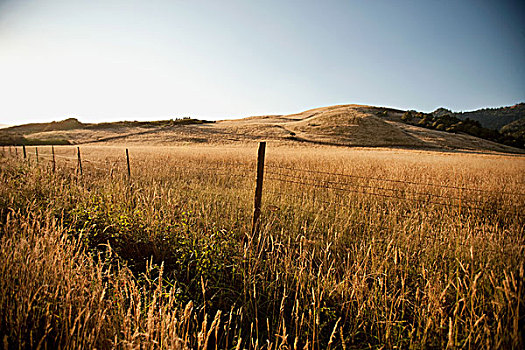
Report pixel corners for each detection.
[266,163,525,197]
[265,170,490,204]
[264,175,521,215]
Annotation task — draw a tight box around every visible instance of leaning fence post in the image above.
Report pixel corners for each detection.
[126,148,131,180]
[52,146,56,173]
[23,145,27,160]
[251,141,266,236]
[77,147,83,176]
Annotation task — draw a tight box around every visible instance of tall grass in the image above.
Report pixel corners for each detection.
[1,144,524,349]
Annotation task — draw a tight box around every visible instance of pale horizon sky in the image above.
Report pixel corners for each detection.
[0,0,524,125]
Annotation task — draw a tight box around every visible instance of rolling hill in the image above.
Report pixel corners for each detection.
[1,105,523,153]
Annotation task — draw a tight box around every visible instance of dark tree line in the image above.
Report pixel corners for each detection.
[401,111,524,149]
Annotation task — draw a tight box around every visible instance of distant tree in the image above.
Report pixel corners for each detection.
[401,111,413,122]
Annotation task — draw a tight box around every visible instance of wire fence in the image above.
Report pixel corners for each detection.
[1,144,523,248]
[266,163,525,196]
[264,173,520,215]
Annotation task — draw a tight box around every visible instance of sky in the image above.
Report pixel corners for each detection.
[0,0,524,125]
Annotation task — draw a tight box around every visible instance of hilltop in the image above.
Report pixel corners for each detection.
[1,104,523,153]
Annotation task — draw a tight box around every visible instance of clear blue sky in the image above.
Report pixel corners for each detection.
[0,0,523,124]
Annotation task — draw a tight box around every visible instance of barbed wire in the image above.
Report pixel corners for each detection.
[33,153,116,175]
[279,193,458,227]
[266,164,525,197]
[266,188,418,218]
[264,188,506,231]
[264,170,494,205]
[170,163,254,174]
[264,175,522,215]
[51,154,77,160]
[40,153,249,179]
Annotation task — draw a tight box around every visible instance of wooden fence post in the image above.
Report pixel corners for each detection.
[126,148,131,180]
[251,142,266,236]
[15,146,18,157]
[23,145,27,160]
[77,147,83,176]
[52,146,56,173]
[35,147,39,164]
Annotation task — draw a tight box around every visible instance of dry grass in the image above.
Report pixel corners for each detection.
[0,144,524,349]
[8,104,523,153]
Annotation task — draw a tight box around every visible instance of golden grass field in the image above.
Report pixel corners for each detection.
[0,142,524,349]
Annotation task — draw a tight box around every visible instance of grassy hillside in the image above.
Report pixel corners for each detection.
[0,117,213,146]
[1,105,523,153]
[104,105,524,153]
[4,117,85,134]
[501,118,525,139]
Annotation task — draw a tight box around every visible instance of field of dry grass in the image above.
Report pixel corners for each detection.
[1,143,524,349]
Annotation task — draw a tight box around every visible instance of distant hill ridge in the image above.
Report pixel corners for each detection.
[431,103,525,131]
[5,118,85,134]
[3,117,212,134]
[0,104,523,153]
[0,117,213,146]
